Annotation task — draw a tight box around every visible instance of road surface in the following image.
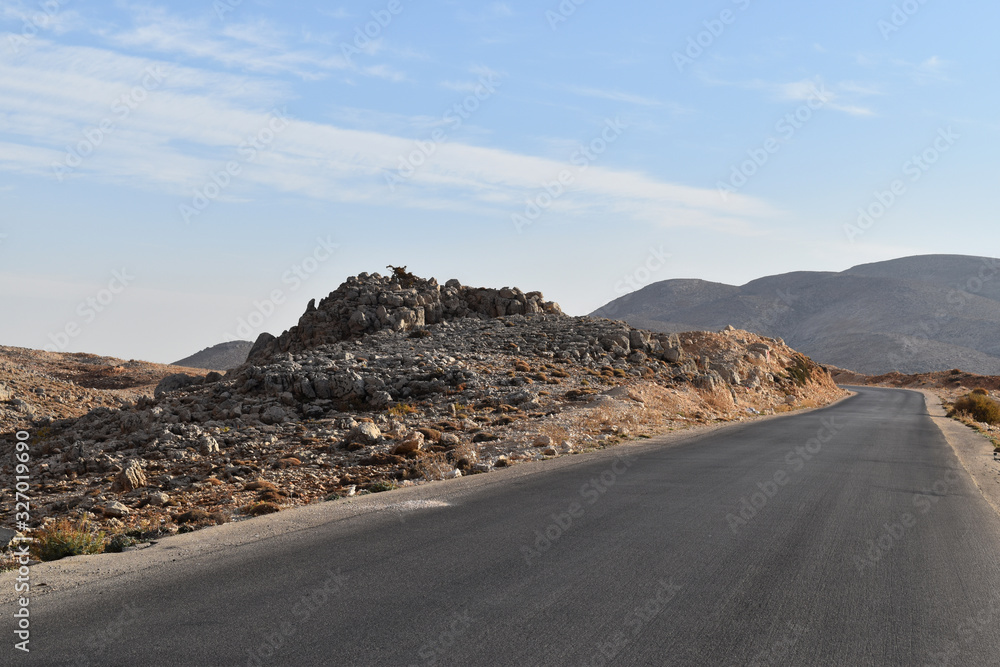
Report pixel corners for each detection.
[8,387,1000,666]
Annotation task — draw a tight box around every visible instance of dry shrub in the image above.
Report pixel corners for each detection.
[415,451,453,480]
[31,518,105,562]
[949,393,1000,425]
[697,386,735,414]
[448,442,478,472]
[242,502,281,516]
[536,422,571,445]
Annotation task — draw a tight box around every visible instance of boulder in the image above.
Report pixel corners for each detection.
[260,406,288,425]
[101,500,130,518]
[111,459,147,493]
[347,422,381,446]
[393,431,425,455]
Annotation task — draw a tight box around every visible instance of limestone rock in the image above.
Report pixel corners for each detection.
[393,431,424,455]
[347,422,381,446]
[111,459,146,493]
[101,500,130,518]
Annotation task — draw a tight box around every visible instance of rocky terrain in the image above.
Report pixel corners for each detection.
[0,268,844,554]
[0,346,212,434]
[171,341,253,371]
[593,254,1000,375]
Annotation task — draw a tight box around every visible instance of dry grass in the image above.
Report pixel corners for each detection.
[31,518,106,562]
[415,451,453,480]
[696,386,736,415]
[949,393,1000,425]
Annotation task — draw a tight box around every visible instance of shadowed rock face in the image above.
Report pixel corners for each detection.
[592,254,1000,375]
[247,270,564,364]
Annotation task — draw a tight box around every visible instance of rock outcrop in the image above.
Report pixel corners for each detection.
[0,270,844,546]
[248,268,563,363]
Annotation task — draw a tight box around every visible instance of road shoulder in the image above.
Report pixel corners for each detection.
[917,389,1000,517]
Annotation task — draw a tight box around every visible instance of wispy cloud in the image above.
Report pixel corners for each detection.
[0,41,777,234]
[563,85,667,108]
[719,76,878,117]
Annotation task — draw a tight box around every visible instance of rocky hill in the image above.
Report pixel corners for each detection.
[0,270,843,550]
[0,346,212,434]
[172,341,252,371]
[593,254,1000,375]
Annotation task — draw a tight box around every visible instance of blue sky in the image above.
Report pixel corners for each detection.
[0,0,995,363]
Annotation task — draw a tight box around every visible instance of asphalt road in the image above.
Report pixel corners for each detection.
[9,387,1000,666]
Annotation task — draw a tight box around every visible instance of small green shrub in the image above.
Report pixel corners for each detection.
[32,519,106,562]
[949,393,1000,425]
[785,355,813,386]
[366,481,397,493]
[105,534,138,553]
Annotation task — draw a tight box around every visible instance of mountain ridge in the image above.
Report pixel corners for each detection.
[592,254,1000,375]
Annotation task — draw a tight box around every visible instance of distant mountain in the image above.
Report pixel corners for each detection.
[171,341,252,370]
[592,254,1000,375]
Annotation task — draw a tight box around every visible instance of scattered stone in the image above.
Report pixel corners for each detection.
[393,431,425,455]
[347,422,382,446]
[111,459,147,493]
[101,500,130,518]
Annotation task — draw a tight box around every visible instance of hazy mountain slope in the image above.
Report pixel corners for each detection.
[592,254,1000,374]
[171,341,252,370]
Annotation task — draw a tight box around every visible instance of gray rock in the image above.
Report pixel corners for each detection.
[260,406,288,425]
[347,422,381,446]
[146,492,169,507]
[369,391,393,409]
[0,527,16,549]
[101,500,130,518]
[198,434,221,454]
[111,459,147,493]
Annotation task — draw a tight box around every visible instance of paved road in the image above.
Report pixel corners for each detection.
[10,387,1000,666]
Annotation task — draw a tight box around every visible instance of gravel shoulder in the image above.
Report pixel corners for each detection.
[917,388,1000,516]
